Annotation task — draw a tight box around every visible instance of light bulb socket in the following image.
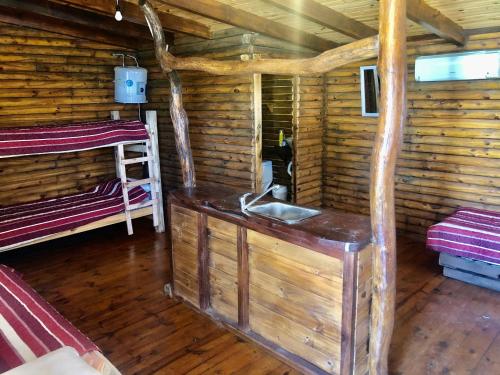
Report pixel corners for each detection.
[115,4,123,21]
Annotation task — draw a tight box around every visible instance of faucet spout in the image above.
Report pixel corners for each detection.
[240,185,279,212]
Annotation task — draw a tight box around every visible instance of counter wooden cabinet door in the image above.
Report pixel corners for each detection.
[170,204,199,307]
[247,230,344,374]
[207,216,239,323]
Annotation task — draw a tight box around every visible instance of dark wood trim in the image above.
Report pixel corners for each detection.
[0,5,139,49]
[56,0,211,39]
[340,251,359,375]
[237,226,249,331]
[168,194,360,260]
[166,197,175,290]
[0,0,154,42]
[197,212,209,310]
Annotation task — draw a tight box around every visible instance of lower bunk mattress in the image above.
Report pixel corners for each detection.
[0,265,119,374]
[0,179,148,250]
[426,207,500,265]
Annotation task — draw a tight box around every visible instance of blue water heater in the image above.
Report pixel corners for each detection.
[114,66,148,104]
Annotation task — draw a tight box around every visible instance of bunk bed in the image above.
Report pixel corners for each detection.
[0,110,164,253]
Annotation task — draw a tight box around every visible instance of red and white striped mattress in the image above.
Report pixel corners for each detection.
[427,207,500,265]
[0,120,149,158]
[0,265,99,372]
[0,179,148,250]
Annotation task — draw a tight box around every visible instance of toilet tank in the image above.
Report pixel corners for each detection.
[114,66,147,103]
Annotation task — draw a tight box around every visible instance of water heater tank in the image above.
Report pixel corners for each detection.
[114,66,148,103]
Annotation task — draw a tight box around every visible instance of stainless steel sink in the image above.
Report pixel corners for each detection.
[246,202,321,224]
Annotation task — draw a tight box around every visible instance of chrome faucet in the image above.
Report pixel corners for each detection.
[240,185,280,212]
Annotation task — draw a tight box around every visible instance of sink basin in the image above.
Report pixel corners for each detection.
[246,202,321,224]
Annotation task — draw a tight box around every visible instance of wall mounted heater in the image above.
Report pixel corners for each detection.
[415,50,500,82]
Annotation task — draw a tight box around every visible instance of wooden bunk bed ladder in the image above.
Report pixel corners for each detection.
[111,110,165,235]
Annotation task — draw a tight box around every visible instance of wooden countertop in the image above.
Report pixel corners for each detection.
[169,186,372,257]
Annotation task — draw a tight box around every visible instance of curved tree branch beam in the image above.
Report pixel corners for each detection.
[139,0,378,76]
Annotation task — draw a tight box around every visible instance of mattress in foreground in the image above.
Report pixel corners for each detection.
[0,179,148,249]
[0,119,149,158]
[427,207,500,265]
[0,265,99,373]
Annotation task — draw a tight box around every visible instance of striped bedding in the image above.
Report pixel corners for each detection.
[0,179,148,250]
[427,207,500,265]
[0,120,149,158]
[0,265,99,373]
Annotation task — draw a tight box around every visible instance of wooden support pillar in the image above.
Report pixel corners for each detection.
[168,71,196,188]
[369,0,407,373]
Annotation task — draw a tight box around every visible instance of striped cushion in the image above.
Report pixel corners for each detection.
[427,207,500,265]
[0,265,99,373]
[0,179,148,249]
[0,120,149,158]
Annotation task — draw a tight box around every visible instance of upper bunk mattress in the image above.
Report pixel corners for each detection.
[427,207,500,265]
[0,179,148,250]
[0,120,149,158]
[0,265,99,373]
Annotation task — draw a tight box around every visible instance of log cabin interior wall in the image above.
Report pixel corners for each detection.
[0,23,136,206]
[139,30,258,193]
[324,32,500,240]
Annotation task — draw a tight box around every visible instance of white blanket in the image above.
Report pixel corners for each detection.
[4,347,100,375]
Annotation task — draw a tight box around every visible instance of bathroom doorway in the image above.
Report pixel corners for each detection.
[261,74,294,201]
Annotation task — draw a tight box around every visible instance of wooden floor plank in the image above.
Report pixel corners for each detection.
[0,219,498,374]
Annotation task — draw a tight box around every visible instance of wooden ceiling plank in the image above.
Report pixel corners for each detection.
[407,0,467,45]
[54,0,212,39]
[264,0,377,39]
[156,0,339,51]
[0,5,138,48]
[0,0,153,42]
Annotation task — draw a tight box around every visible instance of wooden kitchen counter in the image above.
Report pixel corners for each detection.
[167,187,373,375]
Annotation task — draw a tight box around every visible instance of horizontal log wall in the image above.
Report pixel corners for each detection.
[0,23,136,206]
[293,75,325,207]
[139,30,258,192]
[324,32,500,240]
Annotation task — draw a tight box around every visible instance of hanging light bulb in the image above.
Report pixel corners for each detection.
[115,0,123,21]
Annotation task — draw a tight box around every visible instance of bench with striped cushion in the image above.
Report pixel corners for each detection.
[426,207,500,265]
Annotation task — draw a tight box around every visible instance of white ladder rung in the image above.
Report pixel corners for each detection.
[121,156,150,165]
[127,199,155,211]
[126,178,152,188]
[125,144,146,153]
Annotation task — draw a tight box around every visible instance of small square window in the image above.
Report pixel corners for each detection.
[360,66,380,117]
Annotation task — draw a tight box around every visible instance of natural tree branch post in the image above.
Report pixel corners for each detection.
[369,0,407,373]
[169,70,196,188]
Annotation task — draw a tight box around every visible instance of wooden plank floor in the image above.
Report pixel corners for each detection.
[1,219,499,374]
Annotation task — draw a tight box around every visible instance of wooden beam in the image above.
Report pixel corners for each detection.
[54,0,211,39]
[0,5,138,48]
[141,0,377,75]
[407,0,467,45]
[0,0,154,42]
[157,0,338,51]
[369,0,407,373]
[264,0,376,39]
